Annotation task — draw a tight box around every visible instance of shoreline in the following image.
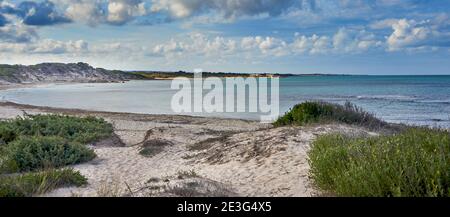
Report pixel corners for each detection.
[2,81,449,129]
[0,101,259,123]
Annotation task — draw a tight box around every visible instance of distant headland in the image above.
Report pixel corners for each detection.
[0,62,348,85]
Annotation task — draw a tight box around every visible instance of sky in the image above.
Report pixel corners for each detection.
[0,0,450,75]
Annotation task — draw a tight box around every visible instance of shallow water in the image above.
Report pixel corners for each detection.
[1,75,449,128]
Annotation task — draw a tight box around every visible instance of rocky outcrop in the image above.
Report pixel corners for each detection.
[0,62,144,84]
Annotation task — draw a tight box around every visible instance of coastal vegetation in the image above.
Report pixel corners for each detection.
[0,65,21,83]
[0,114,113,196]
[131,71,286,79]
[139,139,174,157]
[274,101,387,130]
[0,169,87,197]
[278,101,449,197]
[309,128,450,197]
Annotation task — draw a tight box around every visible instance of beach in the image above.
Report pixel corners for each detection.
[0,101,375,197]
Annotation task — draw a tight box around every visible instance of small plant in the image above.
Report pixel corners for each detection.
[177,170,199,179]
[309,127,450,197]
[0,169,87,197]
[274,101,386,130]
[96,178,124,197]
[139,139,173,157]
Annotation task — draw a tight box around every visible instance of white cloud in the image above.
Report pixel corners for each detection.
[150,0,298,20]
[0,42,28,53]
[53,0,147,25]
[384,18,450,51]
[107,0,147,25]
[291,34,331,54]
[332,28,382,52]
[30,39,88,54]
[0,23,38,43]
[0,38,88,54]
[150,28,385,59]
[64,0,106,26]
[387,19,429,51]
[370,19,399,29]
[152,39,185,55]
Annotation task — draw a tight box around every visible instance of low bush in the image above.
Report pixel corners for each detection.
[4,114,113,144]
[274,101,386,130]
[1,136,95,173]
[0,168,87,197]
[139,139,173,157]
[309,127,450,197]
[0,114,111,196]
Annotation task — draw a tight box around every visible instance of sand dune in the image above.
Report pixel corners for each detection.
[0,102,374,197]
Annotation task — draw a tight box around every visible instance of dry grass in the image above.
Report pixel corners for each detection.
[138,139,174,157]
[95,178,124,197]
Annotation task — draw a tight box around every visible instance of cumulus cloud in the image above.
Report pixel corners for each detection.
[0,37,88,54]
[30,39,88,54]
[2,0,72,26]
[370,18,399,29]
[371,17,450,51]
[291,34,330,54]
[332,28,382,52]
[151,33,238,57]
[150,28,385,59]
[386,19,429,51]
[150,0,301,20]
[239,36,288,56]
[0,22,38,43]
[107,0,146,25]
[152,39,184,56]
[64,0,106,26]
[55,0,147,26]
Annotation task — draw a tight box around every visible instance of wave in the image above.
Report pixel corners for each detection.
[351,95,450,105]
[354,95,417,102]
[415,99,450,105]
[283,94,450,105]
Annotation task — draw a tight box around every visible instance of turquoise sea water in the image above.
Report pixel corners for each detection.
[1,75,449,128]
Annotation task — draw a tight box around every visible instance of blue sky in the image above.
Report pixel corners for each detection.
[1,0,450,74]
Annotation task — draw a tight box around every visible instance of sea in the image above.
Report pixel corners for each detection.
[1,75,449,128]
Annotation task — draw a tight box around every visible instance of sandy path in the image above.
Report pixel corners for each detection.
[0,102,372,197]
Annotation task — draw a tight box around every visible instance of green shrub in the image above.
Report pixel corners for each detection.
[0,123,17,145]
[5,114,113,144]
[0,168,87,197]
[309,128,450,197]
[274,101,386,129]
[0,114,110,196]
[1,136,95,173]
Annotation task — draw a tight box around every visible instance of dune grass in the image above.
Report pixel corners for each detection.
[274,101,387,130]
[309,127,450,197]
[0,168,87,197]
